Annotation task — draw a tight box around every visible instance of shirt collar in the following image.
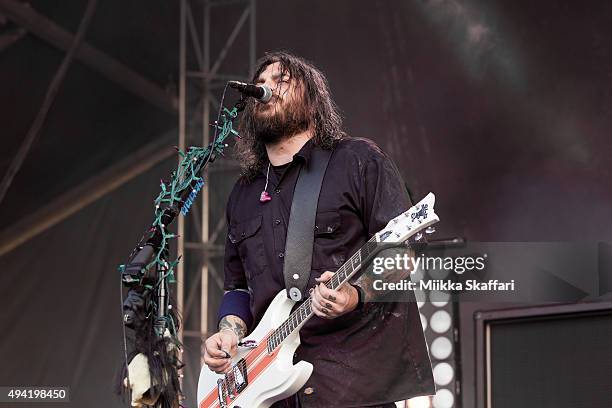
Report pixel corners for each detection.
[259,137,316,176]
[293,137,315,165]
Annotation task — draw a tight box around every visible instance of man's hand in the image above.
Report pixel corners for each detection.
[203,315,246,374]
[311,271,359,319]
[203,329,238,374]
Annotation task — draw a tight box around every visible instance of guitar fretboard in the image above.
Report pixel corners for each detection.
[267,237,379,352]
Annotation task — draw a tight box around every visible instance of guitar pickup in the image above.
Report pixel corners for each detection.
[233,358,249,393]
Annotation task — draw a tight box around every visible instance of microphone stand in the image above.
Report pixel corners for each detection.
[118,98,245,408]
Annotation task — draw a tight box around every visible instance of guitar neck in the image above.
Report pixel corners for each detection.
[267,237,392,352]
[266,192,440,353]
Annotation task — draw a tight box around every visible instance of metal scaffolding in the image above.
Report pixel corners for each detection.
[178,0,256,398]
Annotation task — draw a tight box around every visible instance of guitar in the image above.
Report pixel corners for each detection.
[197,193,440,408]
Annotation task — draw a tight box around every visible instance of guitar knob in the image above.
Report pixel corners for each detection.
[425,226,436,234]
[415,232,423,241]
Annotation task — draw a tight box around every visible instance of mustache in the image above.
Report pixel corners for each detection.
[257,94,280,106]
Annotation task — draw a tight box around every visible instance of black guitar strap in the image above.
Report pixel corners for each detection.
[283,146,332,301]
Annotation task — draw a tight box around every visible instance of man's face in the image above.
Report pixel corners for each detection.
[255,61,298,116]
[251,61,309,143]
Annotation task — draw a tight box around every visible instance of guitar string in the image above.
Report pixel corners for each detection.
[268,237,378,350]
[219,212,431,401]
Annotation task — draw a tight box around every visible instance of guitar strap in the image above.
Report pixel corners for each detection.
[283,146,332,302]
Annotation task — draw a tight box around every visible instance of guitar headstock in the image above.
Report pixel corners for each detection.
[374,192,439,243]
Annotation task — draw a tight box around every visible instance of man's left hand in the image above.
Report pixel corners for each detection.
[311,271,359,319]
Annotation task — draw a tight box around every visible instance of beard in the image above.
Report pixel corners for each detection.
[251,96,310,144]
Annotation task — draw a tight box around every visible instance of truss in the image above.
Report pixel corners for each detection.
[178,0,256,399]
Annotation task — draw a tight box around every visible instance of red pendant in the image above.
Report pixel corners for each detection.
[259,191,272,202]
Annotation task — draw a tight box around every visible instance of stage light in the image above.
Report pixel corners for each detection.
[431,336,453,360]
[433,362,454,386]
[430,310,451,333]
[428,265,449,280]
[406,395,432,408]
[432,389,454,408]
[409,250,459,408]
[430,290,450,307]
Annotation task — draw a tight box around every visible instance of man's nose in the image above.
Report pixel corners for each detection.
[263,79,276,93]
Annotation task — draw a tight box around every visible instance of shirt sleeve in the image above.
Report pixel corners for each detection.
[354,142,417,302]
[359,145,413,238]
[218,182,254,331]
[223,184,248,291]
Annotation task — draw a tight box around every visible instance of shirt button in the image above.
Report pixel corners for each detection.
[304,387,314,395]
[274,219,281,225]
[278,252,284,258]
[293,273,299,280]
[275,188,281,194]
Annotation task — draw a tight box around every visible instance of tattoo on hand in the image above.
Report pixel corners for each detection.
[219,315,247,341]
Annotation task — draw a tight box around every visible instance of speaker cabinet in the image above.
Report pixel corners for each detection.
[475,301,612,408]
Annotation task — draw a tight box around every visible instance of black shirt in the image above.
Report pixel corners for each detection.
[224,137,435,407]
[271,162,291,180]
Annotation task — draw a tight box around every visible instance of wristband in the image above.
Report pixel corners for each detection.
[217,290,253,331]
[351,283,365,310]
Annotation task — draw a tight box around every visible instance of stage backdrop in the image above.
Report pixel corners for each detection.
[1,1,612,407]
[0,158,175,407]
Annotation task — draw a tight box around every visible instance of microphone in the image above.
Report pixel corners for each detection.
[228,81,272,103]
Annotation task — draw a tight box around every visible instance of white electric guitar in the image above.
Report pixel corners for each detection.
[197,193,440,408]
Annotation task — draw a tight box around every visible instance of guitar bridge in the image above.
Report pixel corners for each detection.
[216,378,228,408]
[222,357,249,403]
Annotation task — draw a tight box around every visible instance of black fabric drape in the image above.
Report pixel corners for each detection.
[0,158,175,407]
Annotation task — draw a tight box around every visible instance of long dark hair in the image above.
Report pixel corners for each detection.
[234,52,345,180]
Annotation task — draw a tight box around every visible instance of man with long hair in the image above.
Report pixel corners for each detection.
[203,52,434,407]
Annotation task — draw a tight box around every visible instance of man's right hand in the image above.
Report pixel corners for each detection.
[203,329,238,374]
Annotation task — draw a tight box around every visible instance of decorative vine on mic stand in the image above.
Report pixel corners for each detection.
[116,91,244,408]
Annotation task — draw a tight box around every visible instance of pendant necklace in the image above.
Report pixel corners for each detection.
[260,162,272,202]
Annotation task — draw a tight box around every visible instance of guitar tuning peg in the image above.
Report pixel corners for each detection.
[415,232,423,241]
[425,226,436,234]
